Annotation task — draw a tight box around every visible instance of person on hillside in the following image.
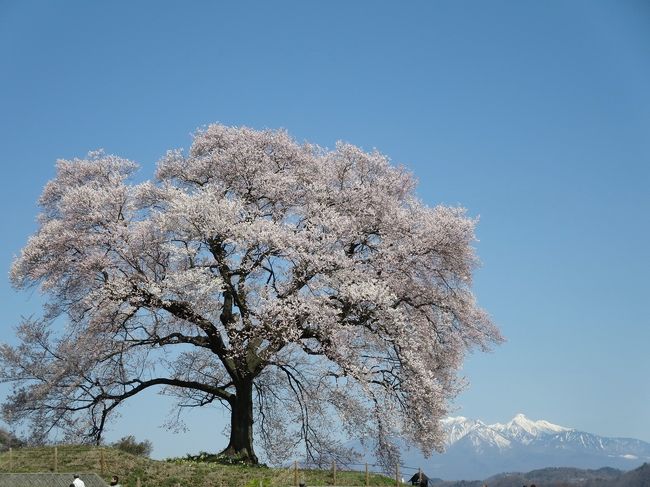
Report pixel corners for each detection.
[408,471,429,487]
[110,475,122,486]
[72,474,85,487]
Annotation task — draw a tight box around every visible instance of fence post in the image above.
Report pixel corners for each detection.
[365,462,369,487]
[332,460,336,486]
[100,448,106,475]
[136,477,141,487]
[395,463,399,487]
[54,446,58,472]
[8,447,12,471]
[294,460,298,487]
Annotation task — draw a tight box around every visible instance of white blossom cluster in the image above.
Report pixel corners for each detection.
[1,125,502,466]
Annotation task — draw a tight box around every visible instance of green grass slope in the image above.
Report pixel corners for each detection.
[0,446,400,487]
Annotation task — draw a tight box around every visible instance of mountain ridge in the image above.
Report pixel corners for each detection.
[397,414,650,480]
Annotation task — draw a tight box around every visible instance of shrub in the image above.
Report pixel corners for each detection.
[0,427,23,451]
[111,435,153,457]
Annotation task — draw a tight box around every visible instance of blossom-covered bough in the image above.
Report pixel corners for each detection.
[2,124,502,466]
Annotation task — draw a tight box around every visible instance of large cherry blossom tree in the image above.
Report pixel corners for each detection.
[1,124,502,466]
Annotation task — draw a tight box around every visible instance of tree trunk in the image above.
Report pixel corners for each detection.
[220,378,258,464]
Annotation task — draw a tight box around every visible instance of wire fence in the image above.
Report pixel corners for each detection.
[272,460,425,487]
[0,446,427,487]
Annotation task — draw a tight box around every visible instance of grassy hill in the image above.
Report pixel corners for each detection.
[0,446,399,487]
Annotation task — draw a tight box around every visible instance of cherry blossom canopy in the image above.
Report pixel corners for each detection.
[2,124,502,466]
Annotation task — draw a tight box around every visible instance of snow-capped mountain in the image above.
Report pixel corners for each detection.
[397,414,650,480]
[441,416,512,450]
[489,413,570,444]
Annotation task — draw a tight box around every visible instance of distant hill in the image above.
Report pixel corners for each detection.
[428,463,650,486]
[601,462,650,487]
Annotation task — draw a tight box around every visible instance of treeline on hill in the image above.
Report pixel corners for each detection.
[429,463,650,487]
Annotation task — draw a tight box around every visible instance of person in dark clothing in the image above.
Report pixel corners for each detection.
[408,472,429,487]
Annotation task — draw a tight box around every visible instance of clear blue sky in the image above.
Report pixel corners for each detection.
[1,1,648,459]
